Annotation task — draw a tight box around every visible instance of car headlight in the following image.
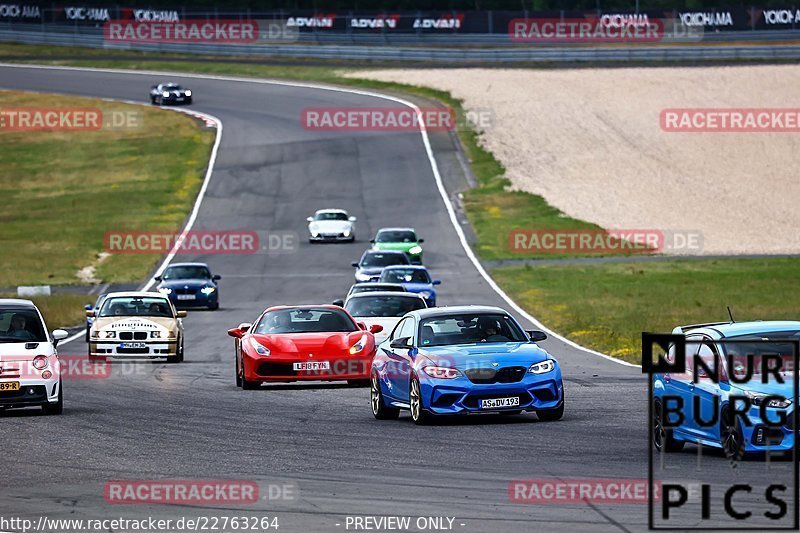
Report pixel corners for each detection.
[167,330,176,339]
[184,90,192,96]
[162,91,170,98]
[248,337,270,356]
[200,287,216,295]
[349,334,369,355]
[746,391,792,408]
[343,229,351,237]
[355,272,371,282]
[409,245,422,255]
[529,360,555,374]
[158,287,172,295]
[423,366,460,379]
[32,355,48,370]
[91,330,100,338]
[104,331,116,339]
[150,331,161,339]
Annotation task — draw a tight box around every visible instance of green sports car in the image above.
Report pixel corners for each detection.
[370,227,424,264]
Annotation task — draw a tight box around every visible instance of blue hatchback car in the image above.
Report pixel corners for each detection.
[155,262,221,310]
[653,320,800,459]
[379,265,440,307]
[370,306,564,424]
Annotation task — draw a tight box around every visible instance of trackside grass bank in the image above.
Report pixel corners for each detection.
[492,257,800,363]
[0,89,214,287]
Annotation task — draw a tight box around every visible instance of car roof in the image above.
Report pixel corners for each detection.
[376,227,415,232]
[407,305,511,319]
[347,291,425,300]
[382,264,427,270]
[0,298,37,308]
[679,320,800,338]
[362,249,407,256]
[166,262,209,268]
[264,304,349,312]
[316,208,348,214]
[103,291,169,299]
[351,282,405,288]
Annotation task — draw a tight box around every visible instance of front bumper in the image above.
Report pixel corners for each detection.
[160,95,191,105]
[165,291,217,308]
[90,340,177,358]
[420,373,563,415]
[0,377,60,409]
[244,352,372,383]
[310,233,353,242]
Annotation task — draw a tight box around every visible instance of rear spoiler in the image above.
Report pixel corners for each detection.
[674,322,730,334]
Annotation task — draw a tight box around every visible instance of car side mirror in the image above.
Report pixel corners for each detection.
[176,310,188,318]
[351,262,359,268]
[418,238,424,243]
[357,321,367,331]
[154,275,163,282]
[85,310,96,318]
[84,304,92,310]
[369,239,375,244]
[332,299,344,307]
[227,327,245,338]
[52,329,69,346]
[370,324,384,334]
[212,274,221,281]
[306,217,314,222]
[432,280,441,285]
[349,216,357,222]
[390,336,412,349]
[527,330,547,342]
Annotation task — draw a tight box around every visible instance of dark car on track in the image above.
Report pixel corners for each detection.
[155,262,220,310]
[150,83,192,105]
[352,250,410,284]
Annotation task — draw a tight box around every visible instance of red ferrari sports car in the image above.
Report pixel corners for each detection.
[227,305,383,389]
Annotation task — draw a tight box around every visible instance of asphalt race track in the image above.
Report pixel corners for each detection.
[0,65,793,532]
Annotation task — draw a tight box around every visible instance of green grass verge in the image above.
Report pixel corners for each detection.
[0,89,214,286]
[492,258,800,364]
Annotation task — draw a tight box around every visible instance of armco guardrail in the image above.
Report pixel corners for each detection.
[2,26,800,62]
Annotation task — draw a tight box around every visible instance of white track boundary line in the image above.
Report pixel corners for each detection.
[1,63,635,366]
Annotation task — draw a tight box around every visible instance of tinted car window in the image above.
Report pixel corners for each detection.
[361,252,410,268]
[163,266,211,280]
[0,308,47,342]
[99,297,173,318]
[418,314,527,347]
[316,212,348,221]
[345,296,426,318]
[381,268,430,284]
[349,284,406,296]
[376,230,416,243]
[255,308,357,334]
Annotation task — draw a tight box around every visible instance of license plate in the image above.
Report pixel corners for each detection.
[293,361,330,371]
[120,342,146,349]
[177,294,196,300]
[480,397,520,409]
[0,381,20,391]
[175,97,184,101]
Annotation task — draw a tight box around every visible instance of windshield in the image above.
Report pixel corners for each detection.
[350,284,405,295]
[255,308,357,334]
[315,212,348,221]
[0,308,47,343]
[163,84,182,90]
[163,265,211,280]
[376,230,416,243]
[361,252,409,268]
[722,331,800,382]
[418,313,527,347]
[345,296,425,317]
[99,297,173,318]
[381,268,430,284]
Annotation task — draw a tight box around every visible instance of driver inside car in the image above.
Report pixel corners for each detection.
[477,317,509,343]
[7,314,34,340]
